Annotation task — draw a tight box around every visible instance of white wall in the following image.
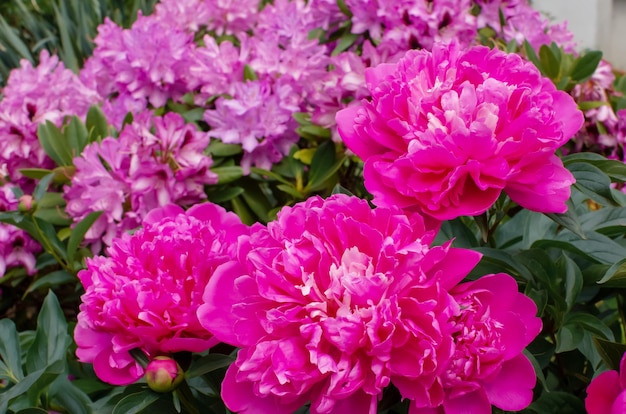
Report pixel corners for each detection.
[533,0,626,69]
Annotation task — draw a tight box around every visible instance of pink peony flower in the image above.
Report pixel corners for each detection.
[336,41,584,220]
[75,202,249,385]
[586,351,626,414]
[410,273,542,413]
[198,194,482,413]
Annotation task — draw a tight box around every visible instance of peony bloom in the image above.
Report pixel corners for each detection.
[199,194,483,413]
[337,42,584,220]
[75,203,249,385]
[586,351,626,414]
[410,274,542,413]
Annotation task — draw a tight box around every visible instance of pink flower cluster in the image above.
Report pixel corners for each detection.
[0,51,98,187]
[198,194,541,413]
[64,111,217,250]
[586,351,626,413]
[75,202,248,385]
[337,42,584,220]
[0,185,40,277]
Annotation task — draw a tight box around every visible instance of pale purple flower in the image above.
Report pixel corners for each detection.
[0,51,98,184]
[65,112,217,250]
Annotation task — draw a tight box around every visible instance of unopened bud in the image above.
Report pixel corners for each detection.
[18,195,35,212]
[145,356,184,393]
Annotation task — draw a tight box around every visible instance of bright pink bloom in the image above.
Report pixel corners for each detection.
[337,42,584,220]
[410,274,541,413]
[199,194,482,413]
[586,352,626,414]
[75,203,248,385]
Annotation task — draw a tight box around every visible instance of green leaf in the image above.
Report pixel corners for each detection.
[18,168,55,180]
[64,116,89,156]
[539,44,560,79]
[206,141,242,157]
[296,124,332,140]
[32,174,55,202]
[206,186,245,203]
[523,40,542,71]
[332,32,359,56]
[38,121,73,167]
[564,152,626,183]
[185,354,235,379]
[568,161,617,206]
[67,211,103,264]
[557,255,583,312]
[526,391,585,414]
[243,64,258,81]
[212,166,243,185]
[532,230,626,265]
[556,312,614,353]
[33,208,73,226]
[545,208,586,240]
[112,390,162,414]
[434,218,479,248]
[571,50,603,81]
[23,270,76,298]
[15,409,49,414]
[86,105,112,142]
[592,337,626,371]
[595,257,626,287]
[25,291,70,374]
[0,319,24,383]
[308,141,336,186]
[50,376,94,414]
[0,360,65,413]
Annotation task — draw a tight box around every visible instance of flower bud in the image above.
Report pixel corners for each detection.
[18,195,35,212]
[145,356,184,393]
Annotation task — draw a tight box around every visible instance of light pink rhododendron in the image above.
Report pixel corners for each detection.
[75,203,249,385]
[586,351,626,414]
[411,274,541,413]
[337,42,584,220]
[199,194,483,413]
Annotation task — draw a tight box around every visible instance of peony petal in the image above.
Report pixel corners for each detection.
[483,354,536,411]
[443,389,492,414]
[586,370,622,414]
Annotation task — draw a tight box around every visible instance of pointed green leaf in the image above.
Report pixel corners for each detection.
[38,121,73,166]
[112,390,162,414]
[592,337,626,371]
[23,270,75,298]
[67,211,103,264]
[25,291,70,374]
[185,354,235,379]
[86,105,112,142]
[571,50,603,81]
[0,319,24,383]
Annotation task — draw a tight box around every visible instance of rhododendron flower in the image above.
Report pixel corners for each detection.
[65,111,217,251]
[410,274,541,413]
[199,194,483,413]
[337,42,584,220]
[75,203,249,385]
[586,351,626,414]
[0,50,98,185]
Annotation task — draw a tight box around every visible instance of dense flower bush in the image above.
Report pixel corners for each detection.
[1,0,626,413]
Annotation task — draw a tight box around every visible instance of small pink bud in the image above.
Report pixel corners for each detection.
[145,356,184,393]
[18,195,35,212]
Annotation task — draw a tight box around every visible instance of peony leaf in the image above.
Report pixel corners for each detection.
[568,161,619,206]
[526,391,585,413]
[0,319,24,383]
[111,390,162,414]
[185,354,234,379]
[22,270,75,299]
[592,337,626,371]
[595,257,626,287]
[25,291,70,374]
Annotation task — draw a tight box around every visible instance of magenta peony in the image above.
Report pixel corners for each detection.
[410,274,542,413]
[586,351,626,414]
[74,202,249,385]
[336,41,584,220]
[198,194,483,413]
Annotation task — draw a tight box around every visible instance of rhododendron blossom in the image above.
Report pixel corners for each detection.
[75,203,249,385]
[410,274,541,413]
[337,41,584,220]
[199,194,483,413]
[586,351,626,414]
